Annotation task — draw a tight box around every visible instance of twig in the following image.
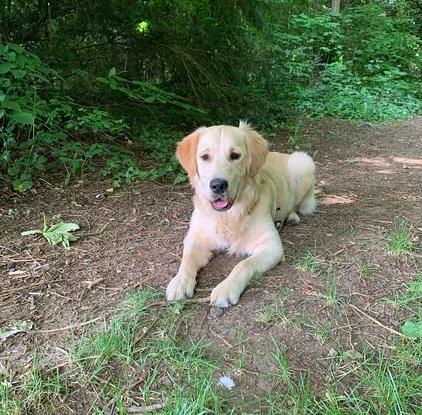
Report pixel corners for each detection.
[210,329,233,348]
[133,316,160,346]
[349,304,405,338]
[35,317,101,333]
[331,247,347,257]
[148,296,210,307]
[83,277,104,290]
[127,404,164,414]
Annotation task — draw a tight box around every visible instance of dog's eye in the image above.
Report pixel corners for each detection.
[230,152,241,161]
[200,154,209,161]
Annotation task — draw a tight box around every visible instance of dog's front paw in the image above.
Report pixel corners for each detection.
[166,274,195,301]
[210,279,243,308]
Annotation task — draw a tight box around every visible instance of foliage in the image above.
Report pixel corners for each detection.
[268,4,422,121]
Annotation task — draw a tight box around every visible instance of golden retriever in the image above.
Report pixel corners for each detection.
[166,121,316,307]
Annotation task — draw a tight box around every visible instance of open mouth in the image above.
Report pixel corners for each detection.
[211,198,233,211]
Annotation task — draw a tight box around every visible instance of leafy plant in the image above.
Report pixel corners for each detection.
[399,273,422,338]
[401,321,422,338]
[22,217,80,249]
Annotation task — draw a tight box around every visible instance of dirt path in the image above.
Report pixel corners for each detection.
[1,117,421,394]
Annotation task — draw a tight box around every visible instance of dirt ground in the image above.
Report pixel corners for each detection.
[1,117,421,398]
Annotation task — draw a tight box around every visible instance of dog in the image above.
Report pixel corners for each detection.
[166,121,316,307]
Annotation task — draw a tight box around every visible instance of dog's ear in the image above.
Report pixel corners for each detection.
[176,128,202,181]
[240,121,269,177]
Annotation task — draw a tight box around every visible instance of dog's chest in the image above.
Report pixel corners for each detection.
[215,217,233,242]
[212,215,250,254]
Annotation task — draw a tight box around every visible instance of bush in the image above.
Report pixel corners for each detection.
[267,4,421,121]
[0,43,181,191]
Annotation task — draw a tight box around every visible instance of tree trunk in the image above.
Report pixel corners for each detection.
[331,0,340,13]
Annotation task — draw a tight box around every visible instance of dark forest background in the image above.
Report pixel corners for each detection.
[1,0,421,191]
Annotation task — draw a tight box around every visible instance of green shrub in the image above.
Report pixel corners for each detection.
[0,43,183,191]
[268,4,421,121]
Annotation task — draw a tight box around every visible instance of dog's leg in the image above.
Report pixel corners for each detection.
[166,235,212,301]
[298,187,316,215]
[210,235,284,307]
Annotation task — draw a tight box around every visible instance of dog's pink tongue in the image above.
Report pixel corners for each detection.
[213,199,228,209]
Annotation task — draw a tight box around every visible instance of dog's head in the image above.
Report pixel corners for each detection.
[176,121,268,212]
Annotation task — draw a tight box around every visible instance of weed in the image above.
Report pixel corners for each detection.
[343,157,359,165]
[396,273,422,338]
[21,216,80,249]
[285,119,303,148]
[2,289,225,413]
[356,260,377,279]
[392,273,422,311]
[304,320,333,343]
[2,287,422,414]
[320,272,340,307]
[339,222,359,238]
[264,340,422,414]
[385,221,414,255]
[0,376,22,415]
[271,341,292,387]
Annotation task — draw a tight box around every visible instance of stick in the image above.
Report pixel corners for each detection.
[210,329,233,348]
[35,317,101,333]
[133,316,160,346]
[127,404,164,414]
[349,304,405,338]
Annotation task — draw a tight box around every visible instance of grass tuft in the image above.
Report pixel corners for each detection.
[297,252,319,273]
[385,221,414,255]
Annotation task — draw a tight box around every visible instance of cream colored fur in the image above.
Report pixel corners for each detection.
[166,122,316,307]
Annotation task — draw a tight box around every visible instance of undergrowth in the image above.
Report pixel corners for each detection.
[1,2,421,191]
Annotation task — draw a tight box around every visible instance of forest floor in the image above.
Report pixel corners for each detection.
[1,117,421,414]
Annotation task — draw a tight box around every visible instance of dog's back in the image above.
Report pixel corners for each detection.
[261,151,316,222]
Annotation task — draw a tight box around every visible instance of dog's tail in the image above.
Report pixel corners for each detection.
[287,152,316,215]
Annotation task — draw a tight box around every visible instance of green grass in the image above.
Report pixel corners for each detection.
[255,291,290,325]
[319,272,340,307]
[392,274,422,312]
[262,339,422,415]
[356,260,377,279]
[385,221,414,255]
[297,252,319,273]
[0,357,67,415]
[0,290,231,414]
[303,320,333,344]
[1,285,421,414]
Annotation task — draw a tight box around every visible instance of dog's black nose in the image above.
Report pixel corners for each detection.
[210,178,228,194]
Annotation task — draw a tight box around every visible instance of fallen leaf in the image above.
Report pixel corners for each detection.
[83,277,104,289]
[0,320,33,341]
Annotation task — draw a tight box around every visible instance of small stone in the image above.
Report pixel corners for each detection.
[210,307,224,318]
